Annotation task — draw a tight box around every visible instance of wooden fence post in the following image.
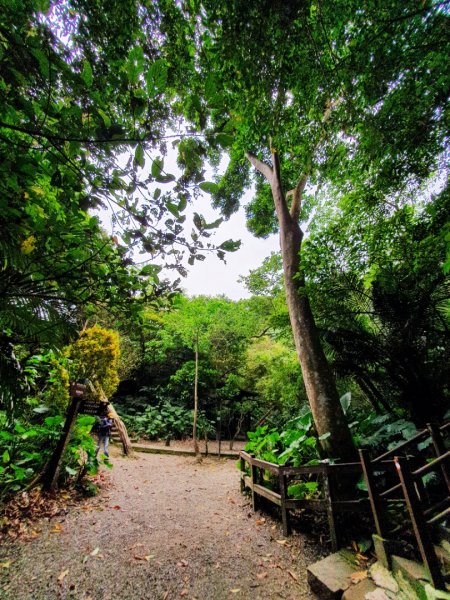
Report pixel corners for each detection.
[427,423,450,494]
[359,449,390,539]
[323,465,338,551]
[279,471,291,536]
[240,455,246,494]
[395,456,445,590]
[251,463,259,512]
[42,383,85,492]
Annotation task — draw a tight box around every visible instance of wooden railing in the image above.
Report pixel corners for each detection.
[360,422,449,591]
[239,451,368,550]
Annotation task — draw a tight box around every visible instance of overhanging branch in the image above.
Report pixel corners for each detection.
[245,152,273,182]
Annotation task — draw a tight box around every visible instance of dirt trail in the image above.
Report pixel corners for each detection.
[1,447,322,599]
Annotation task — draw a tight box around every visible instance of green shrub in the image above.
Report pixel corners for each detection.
[0,411,97,503]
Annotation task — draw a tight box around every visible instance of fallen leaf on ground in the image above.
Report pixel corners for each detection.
[90,547,100,556]
[230,589,241,594]
[144,555,155,561]
[288,570,298,582]
[50,524,63,534]
[255,518,266,525]
[0,561,11,569]
[57,569,69,583]
[180,590,188,597]
[112,505,121,510]
[256,572,268,579]
[276,539,287,545]
[163,592,169,600]
[350,570,367,583]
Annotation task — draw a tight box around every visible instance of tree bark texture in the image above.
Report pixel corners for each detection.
[107,403,134,456]
[246,150,356,461]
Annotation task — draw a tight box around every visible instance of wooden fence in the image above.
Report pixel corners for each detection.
[240,421,449,590]
[360,421,450,590]
[239,451,369,550]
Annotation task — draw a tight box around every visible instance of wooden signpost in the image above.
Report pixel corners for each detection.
[79,398,109,417]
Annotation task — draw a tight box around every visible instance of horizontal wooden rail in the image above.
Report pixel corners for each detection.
[240,451,366,548]
[372,421,449,464]
[410,449,450,478]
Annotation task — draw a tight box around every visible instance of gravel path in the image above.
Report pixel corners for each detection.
[1,447,322,599]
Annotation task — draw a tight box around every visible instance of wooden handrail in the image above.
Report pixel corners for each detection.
[372,429,429,463]
[372,421,449,464]
[409,449,450,478]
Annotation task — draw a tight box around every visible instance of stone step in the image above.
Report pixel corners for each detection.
[391,555,450,599]
[435,542,450,577]
[341,578,378,600]
[307,549,360,599]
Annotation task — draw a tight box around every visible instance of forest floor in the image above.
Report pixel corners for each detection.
[0,445,325,600]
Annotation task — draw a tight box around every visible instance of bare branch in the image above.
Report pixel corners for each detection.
[245,152,273,182]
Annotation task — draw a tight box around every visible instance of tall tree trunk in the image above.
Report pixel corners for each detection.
[246,149,356,461]
[193,336,201,459]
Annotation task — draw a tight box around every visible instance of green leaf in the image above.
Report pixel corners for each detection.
[81,61,93,88]
[219,239,241,252]
[151,157,163,178]
[166,202,179,217]
[146,59,168,96]
[134,144,145,168]
[215,133,234,148]
[65,466,77,476]
[204,73,217,100]
[340,392,351,415]
[193,212,204,230]
[203,218,223,230]
[199,181,219,194]
[97,109,111,127]
[156,174,176,184]
[33,404,50,414]
[127,46,144,85]
[2,450,10,463]
[35,0,51,12]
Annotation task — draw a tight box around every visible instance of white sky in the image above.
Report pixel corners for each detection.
[178,192,279,300]
[102,147,280,300]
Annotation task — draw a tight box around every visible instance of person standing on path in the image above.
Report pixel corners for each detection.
[95,412,114,458]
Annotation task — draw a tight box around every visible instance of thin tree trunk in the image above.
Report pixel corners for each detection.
[246,149,356,462]
[193,337,201,459]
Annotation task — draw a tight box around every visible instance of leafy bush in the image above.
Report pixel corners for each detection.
[244,411,322,500]
[118,402,193,440]
[245,409,321,467]
[0,411,97,502]
[24,350,70,414]
[66,325,120,398]
[118,401,215,442]
[351,412,418,455]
